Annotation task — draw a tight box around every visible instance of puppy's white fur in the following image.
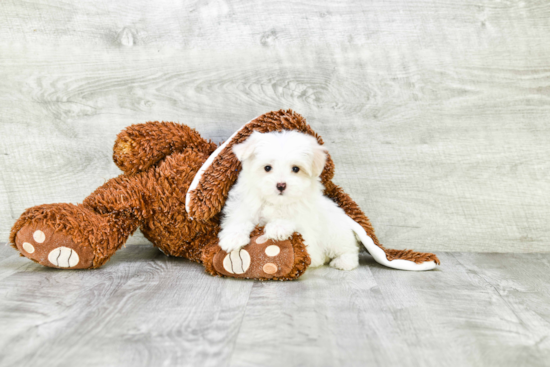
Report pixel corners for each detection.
[218,130,360,270]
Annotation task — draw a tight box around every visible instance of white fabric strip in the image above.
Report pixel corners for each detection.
[346,216,437,271]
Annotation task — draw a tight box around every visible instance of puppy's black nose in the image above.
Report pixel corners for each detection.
[276,182,287,192]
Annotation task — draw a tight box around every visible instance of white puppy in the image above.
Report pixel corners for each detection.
[218,130,360,270]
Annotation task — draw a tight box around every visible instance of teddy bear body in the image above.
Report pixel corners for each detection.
[88,144,218,262]
[10,110,439,279]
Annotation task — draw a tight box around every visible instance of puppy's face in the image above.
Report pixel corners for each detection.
[232,131,327,203]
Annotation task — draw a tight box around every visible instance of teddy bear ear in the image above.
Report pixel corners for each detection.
[185,109,335,221]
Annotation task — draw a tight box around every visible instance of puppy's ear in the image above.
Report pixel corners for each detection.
[311,141,328,177]
[232,131,261,161]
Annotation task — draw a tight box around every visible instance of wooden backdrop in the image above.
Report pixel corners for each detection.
[0,0,548,252]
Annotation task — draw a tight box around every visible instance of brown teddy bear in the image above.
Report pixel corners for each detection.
[9,110,439,280]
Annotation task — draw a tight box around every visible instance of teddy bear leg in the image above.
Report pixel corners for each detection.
[202,227,311,281]
[10,203,135,269]
[10,170,156,269]
[113,121,218,175]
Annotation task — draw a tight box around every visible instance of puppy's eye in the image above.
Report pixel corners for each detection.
[292,166,300,173]
[264,165,272,172]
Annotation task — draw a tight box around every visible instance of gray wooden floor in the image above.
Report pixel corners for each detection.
[1,245,549,367]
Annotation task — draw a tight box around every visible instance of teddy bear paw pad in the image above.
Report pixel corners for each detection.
[47,247,80,268]
[223,249,251,274]
[15,222,94,269]
[213,236,295,279]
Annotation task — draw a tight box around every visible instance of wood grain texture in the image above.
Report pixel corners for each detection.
[1,244,549,366]
[0,0,549,252]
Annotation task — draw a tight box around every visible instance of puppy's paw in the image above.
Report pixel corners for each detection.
[309,252,328,268]
[259,220,295,243]
[329,253,359,271]
[219,231,251,253]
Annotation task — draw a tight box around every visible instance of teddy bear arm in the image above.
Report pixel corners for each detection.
[202,226,311,280]
[113,121,218,175]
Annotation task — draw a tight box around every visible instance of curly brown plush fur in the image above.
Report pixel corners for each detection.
[201,227,311,281]
[9,110,439,278]
[113,121,217,175]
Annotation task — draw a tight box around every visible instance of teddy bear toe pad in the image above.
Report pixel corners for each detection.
[213,236,294,279]
[15,222,94,269]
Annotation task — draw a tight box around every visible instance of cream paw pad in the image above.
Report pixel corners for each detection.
[14,221,95,269]
[213,236,295,279]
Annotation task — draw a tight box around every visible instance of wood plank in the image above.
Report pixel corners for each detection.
[0,243,41,282]
[2,246,549,366]
[229,255,422,367]
[1,1,549,252]
[452,252,550,365]
[369,252,550,367]
[0,245,253,367]
[230,252,550,367]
